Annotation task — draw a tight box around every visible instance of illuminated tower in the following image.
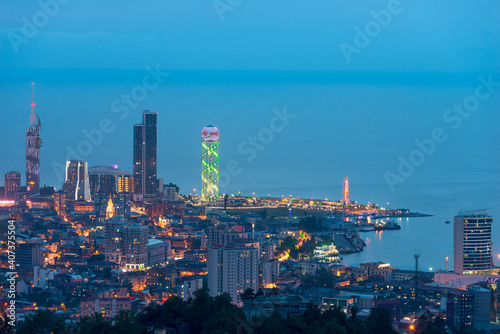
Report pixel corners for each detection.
[342,176,349,208]
[106,197,116,220]
[201,126,219,202]
[26,82,42,196]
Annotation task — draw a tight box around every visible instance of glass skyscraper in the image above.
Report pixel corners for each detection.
[133,110,157,200]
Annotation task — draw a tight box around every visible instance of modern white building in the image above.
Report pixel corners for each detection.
[453,210,493,275]
[208,245,259,306]
[34,266,56,290]
[62,160,91,201]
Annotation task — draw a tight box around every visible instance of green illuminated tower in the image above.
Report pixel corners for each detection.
[201,126,219,202]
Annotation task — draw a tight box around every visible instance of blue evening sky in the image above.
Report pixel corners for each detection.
[1,0,499,73]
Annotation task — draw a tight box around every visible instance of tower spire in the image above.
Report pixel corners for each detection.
[31,82,35,114]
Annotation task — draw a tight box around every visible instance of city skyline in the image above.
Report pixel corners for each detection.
[0,1,499,332]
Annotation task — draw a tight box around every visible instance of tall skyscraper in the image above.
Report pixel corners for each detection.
[453,210,493,275]
[133,111,157,200]
[26,83,42,196]
[62,160,91,201]
[208,245,259,306]
[201,125,219,201]
[4,171,21,200]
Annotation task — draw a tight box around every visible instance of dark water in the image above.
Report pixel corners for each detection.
[1,71,499,270]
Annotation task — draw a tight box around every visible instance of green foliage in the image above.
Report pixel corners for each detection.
[367,308,398,334]
[18,291,397,334]
[279,236,297,252]
[17,310,65,334]
[0,312,14,334]
[302,267,337,288]
[298,216,324,233]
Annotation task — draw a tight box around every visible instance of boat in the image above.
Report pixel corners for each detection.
[445,220,450,224]
[374,220,401,230]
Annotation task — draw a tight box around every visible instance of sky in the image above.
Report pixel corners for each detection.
[0,0,499,197]
[0,0,499,73]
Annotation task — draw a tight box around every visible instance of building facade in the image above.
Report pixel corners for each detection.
[208,245,259,306]
[18,240,43,269]
[52,190,67,217]
[123,223,149,270]
[453,210,493,275]
[4,171,21,200]
[105,216,126,264]
[89,165,133,194]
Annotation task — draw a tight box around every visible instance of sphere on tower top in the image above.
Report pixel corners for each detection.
[202,125,219,142]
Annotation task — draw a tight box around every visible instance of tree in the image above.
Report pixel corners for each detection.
[17,310,65,334]
[0,312,14,334]
[112,310,146,334]
[241,288,256,300]
[280,236,296,252]
[367,308,397,334]
[78,312,113,334]
[298,216,324,233]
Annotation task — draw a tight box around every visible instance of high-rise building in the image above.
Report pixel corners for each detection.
[105,216,126,264]
[89,165,133,194]
[62,160,91,201]
[18,240,43,269]
[453,210,493,275]
[201,126,219,202]
[133,111,157,200]
[163,183,179,201]
[207,227,248,246]
[105,216,149,271]
[4,171,21,200]
[26,83,42,196]
[208,245,259,306]
[52,190,67,217]
[123,223,149,271]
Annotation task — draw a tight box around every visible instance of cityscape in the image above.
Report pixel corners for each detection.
[1,1,499,334]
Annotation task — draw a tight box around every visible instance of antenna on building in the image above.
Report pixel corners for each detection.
[31,82,35,113]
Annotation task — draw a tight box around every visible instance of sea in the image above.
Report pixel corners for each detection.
[0,70,499,271]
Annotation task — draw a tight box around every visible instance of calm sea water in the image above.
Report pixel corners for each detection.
[1,71,499,270]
